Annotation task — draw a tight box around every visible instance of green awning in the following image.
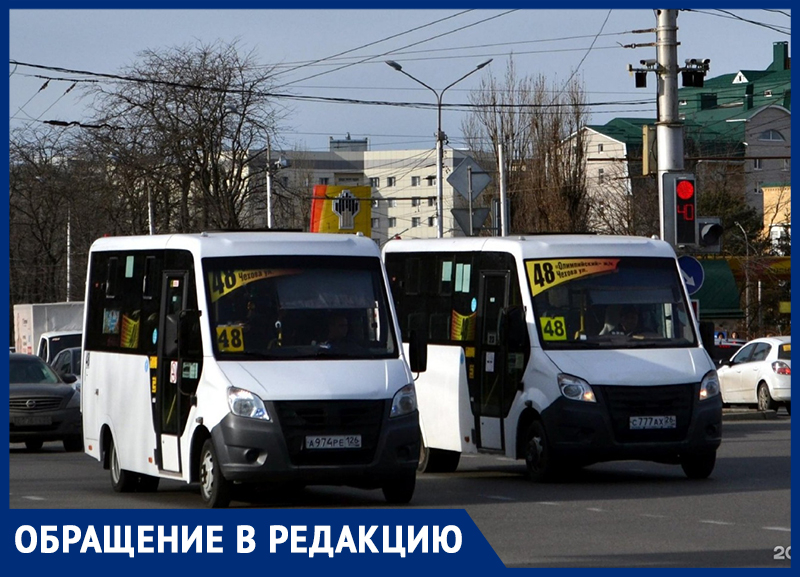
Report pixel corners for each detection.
[693,259,744,319]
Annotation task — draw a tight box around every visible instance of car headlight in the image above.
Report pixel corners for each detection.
[390,383,417,418]
[699,370,721,401]
[558,373,596,403]
[227,387,270,420]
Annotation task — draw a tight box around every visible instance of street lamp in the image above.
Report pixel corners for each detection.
[734,221,750,335]
[386,58,492,238]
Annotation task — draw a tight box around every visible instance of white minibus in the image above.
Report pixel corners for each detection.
[82,232,420,507]
[383,235,722,480]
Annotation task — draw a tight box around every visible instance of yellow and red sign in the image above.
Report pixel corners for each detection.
[310,185,372,235]
[526,258,620,296]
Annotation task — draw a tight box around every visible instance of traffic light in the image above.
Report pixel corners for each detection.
[670,173,697,245]
[697,217,723,253]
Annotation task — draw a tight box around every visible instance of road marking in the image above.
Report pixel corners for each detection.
[700,520,734,526]
[762,526,791,532]
[537,501,560,506]
[484,495,515,501]
[586,507,605,512]
[640,514,666,518]
[22,496,46,501]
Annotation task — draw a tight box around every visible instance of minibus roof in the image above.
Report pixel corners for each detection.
[382,234,677,260]
[90,231,381,259]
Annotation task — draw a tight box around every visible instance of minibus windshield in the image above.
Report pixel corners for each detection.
[203,255,397,360]
[526,256,697,350]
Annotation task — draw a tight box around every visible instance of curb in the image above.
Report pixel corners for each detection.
[722,409,780,421]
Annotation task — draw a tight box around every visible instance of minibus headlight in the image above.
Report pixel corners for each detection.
[227,387,270,420]
[558,374,596,403]
[390,384,417,418]
[699,371,720,401]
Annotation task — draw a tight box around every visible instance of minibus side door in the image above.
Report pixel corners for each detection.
[156,271,190,474]
[475,271,510,451]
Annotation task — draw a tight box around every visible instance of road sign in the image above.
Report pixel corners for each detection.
[447,157,491,201]
[678,255,705,295]
[451,208,490,236]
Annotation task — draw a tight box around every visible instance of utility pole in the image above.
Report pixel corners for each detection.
[656,9,683,246]
[628,10,709,248]
[266,136,273,229]
[498,140,509,236]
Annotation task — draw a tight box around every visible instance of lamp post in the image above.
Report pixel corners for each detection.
[734,221,750,335]
[386,59,492,238]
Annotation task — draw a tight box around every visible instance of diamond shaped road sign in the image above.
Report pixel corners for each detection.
[447,157,492,201]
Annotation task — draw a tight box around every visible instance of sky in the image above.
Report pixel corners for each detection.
[8,8,792,153]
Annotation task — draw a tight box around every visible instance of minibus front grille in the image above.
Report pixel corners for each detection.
[274,400,386,466]
[597,384,694,443]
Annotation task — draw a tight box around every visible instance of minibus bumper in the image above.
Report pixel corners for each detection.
[540,385,722,465]
[210,407,419,487]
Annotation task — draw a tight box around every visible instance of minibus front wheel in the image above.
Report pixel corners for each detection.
[680,450,716,479]
[382,472,415,504]
[524,420,563,482]
[199,439,232,508]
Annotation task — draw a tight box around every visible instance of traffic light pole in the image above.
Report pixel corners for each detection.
[656,9,684,247]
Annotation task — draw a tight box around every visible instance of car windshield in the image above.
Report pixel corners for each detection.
[526,256,697,350]
[10,357,62,384]
[203,255,397,361]
[778,342,791,361]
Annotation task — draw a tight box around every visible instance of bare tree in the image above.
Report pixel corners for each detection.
[85,39,282,231]
[462,59,590,234]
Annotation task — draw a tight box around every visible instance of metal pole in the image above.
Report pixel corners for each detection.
[436,98,444,238]
[266,136,273,229]
[656,9,684,245]
[385,59,492,239]
[498,140,508,236]
[467,165,473,236]
[66,208,71,302]
[147,186,155,235]
[735,221,750,335]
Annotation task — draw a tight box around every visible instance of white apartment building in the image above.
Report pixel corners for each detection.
[250,138,472,244]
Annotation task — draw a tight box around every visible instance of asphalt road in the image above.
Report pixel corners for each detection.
[9,414,791,568]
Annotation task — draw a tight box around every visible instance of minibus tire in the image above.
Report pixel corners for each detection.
[199,439,232,508]
[524,420,561,482]
[382,472,416,504]
[680,450,716,479]
[110,437,138,493]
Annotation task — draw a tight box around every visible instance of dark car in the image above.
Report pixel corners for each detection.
[10,353,82,452]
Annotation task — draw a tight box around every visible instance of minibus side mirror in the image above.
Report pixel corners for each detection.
[698,320,716,359]
[180,309,203,357]
[408,329,428,373]
[164,310,202,358]
[501,305,529,351]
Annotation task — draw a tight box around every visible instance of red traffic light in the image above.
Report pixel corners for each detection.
[676,180,695,200]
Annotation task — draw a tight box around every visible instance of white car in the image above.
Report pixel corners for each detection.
[717,336,791,414]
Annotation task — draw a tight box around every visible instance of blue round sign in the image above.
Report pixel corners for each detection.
[678,255,705,295]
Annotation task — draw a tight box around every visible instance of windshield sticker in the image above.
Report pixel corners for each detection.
[216,325,245,352]
[526,258,620,296]
[540,316,568,341]
[208,269,299,302]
